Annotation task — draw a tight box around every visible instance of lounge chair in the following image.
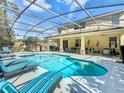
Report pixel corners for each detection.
[3,58,32,67]
[0,71,62,93]
[3,47,11,53]
[0,61,38,77]
[0,54,16,59]
[2,47,11,54]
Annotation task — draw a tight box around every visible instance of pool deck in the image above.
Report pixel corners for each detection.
[8,66,48,89]
[50,52,124,93]
[8,52,124,93]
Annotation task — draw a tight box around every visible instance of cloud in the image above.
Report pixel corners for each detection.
[56,0,89,9]
[56,0,72,5]
[23,0,52,12]
[8,0,14,2]
[70,0,89,11]
[56,0,89,18]
[69,0,89,18]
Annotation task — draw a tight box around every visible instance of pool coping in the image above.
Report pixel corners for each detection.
[16,51,115,77]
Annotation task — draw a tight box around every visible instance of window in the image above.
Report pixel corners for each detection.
[74,25,80,30]
[109,37,117,48]
[80,22,85,29]
[75,39,81,47]
[74,22,85,30]
[58,30,61,34]
[112,14,119,25]
[63,40,68,48]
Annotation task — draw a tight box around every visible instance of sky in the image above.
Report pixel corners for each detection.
[7,0,124,39]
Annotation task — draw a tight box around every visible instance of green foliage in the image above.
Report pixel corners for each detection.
[7,1,19,15]
[23,37,41,51]
[0,36,15,50]
[24,37,40,46]
[0,0,18,50]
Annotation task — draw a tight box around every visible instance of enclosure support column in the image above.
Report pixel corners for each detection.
[48,40,51,51]
[120,34,124,63]
[80,36,85,55]
[121,34,124,45]
[60,38,63,52]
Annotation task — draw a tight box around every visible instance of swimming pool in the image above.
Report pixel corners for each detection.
[21,53,107,78]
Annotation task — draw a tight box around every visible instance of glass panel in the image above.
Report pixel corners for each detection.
[112,14,120,25]
[75,39,81,47]
[109,37,117,48]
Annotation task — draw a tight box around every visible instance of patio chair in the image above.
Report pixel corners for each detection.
[0,71,62,93]
[92,48,99,54]
[102,48,111,56]
[0,60,38,77]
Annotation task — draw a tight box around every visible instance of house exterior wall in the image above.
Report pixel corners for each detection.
[119,12,124,26]
[49,29,124,54]
[40,41,48,51]
[85,33,121,52]
[59,11,124,35]
[67,38,75,48]
[85,15,112,30]
[49,10,124,54]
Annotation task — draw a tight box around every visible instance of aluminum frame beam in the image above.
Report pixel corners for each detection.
[0,17,48,30]
[39,2,124,18]
[1,5,69,37]
[25,0,82,38]
[8,0,37,35]
[35,25,59,38]
[26,0,81,27]
[0,25,44,33]
[1,2,124,18]
[74,0,101,30]
[1,2,124,38]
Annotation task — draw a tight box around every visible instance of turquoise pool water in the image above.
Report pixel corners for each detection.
[22,54,107,78]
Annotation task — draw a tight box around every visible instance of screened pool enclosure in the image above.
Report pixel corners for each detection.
[0,0,124,38]
[0,0,124,54]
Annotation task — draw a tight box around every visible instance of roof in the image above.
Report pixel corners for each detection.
[49,27,124,38]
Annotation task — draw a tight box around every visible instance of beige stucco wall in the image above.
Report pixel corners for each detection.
[68,39,75,48]
[119,12,124,26]
[85,33,121,52]
[85,15,112,30]
[40,41,48,51]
